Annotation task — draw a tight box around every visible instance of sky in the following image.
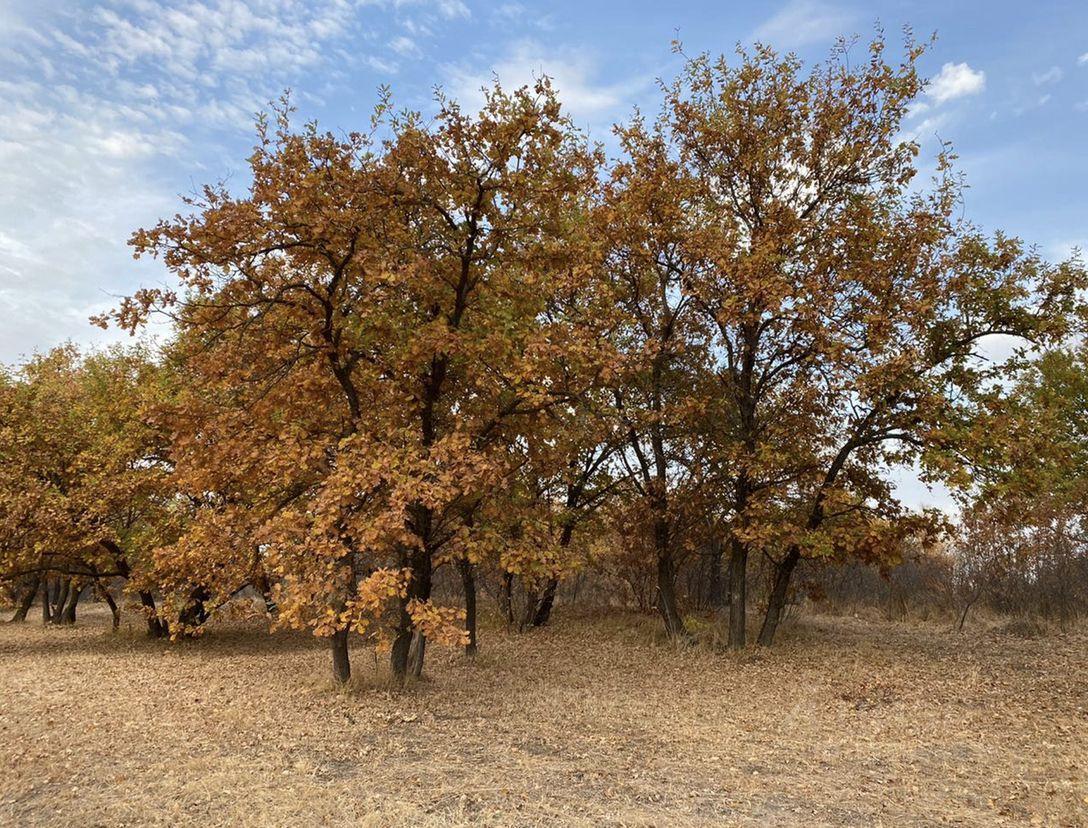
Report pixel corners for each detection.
[1,0,1087,509]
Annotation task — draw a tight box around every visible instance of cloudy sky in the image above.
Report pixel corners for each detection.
[2,0,1086,507]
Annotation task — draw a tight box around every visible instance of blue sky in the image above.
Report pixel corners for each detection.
[1,0,1086,508]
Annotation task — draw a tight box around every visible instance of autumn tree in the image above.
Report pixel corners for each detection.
[952,344,1088,623]
[0,345,174,631]
[103,82,603,682]
[611,33,1086,646]
[477,396,623,634]
[593,113,714,640]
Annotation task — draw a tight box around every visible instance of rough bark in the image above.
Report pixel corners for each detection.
[757,546,801,647]
[531,522,573,628]
[499,570,515,627]
[531,577,559,628]
[330,627,351,684]
[390,546,433,681]
[139,591,167,638]
[10,576,40,622]
[99,585,121,630]
[458,558,478,657]
[60,581,81,624]
[41,579,53,623]
[50,579,71,624]
[727,539,748,649]
[408,632,426,678]
[652,522,687,639]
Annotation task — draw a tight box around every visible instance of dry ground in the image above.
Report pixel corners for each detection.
[0,605,1085,827]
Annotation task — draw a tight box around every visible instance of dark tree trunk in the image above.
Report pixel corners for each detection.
[657,553,687,639]
[41,579,54,623]
[458,558,477,657]
[99,585,120,630]
[10,576,40,622]
[408,632,426,678]
[178,586,210,631]
[139,591,167,638]
[531,522,573,628]
[758,546,801,647]
[390,609,413,680]
[519,585,538,632]
[331,627,351,684]
[499,570,515,627]
[531,577,559,628]
[50,579,70,624]
[60,582,81,624]
[390,547,432,681]
[727,539,748,649]
[655,512,688,640]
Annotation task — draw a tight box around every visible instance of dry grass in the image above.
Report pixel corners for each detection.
[0,605,1085,827]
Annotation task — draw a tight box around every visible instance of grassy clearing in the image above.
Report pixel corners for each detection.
[0,606,1085,826]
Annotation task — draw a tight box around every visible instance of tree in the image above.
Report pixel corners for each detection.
[102,81,603,682]
[595,113,712,640]
[612,33,1087,646]
[0,345,175,632]
[952,345,1088,624]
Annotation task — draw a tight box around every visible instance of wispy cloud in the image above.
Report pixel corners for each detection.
[444,39,650,130]
[752,1,855,50]
[394,0,470,21]
[1032,66,1063,86]
[0,0,460,363]
[390,35,421,58]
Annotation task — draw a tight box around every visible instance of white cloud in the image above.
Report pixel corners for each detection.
[445,39,649,127]
[1078,52,1088,66]
[394,0,470,20]
[390,35,420,58]
[927,62,986,104]
[1032,66,1063,86]
[752,1,854,50]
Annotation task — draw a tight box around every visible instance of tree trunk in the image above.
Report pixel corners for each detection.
[10,576,40,622]
[408,632,426,678]
[499,571,515,627]
[41,579,53,623]
[390,548,432,682]
[139,591,167,638]
[99,585,120,630]
[330,627,351,684]
[50,579,70,624]
[727,539,748,649]
[60,581,81,624]
[390,608,413,680]
[532,522,573,628]
[531,577,559,628]
[757,546,801,647]
[656,540,688,640]
[519,584,538,632]
[178,586,210,632]
[458,558,478,657]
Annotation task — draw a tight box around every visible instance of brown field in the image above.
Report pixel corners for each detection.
[0,606,1085,827]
